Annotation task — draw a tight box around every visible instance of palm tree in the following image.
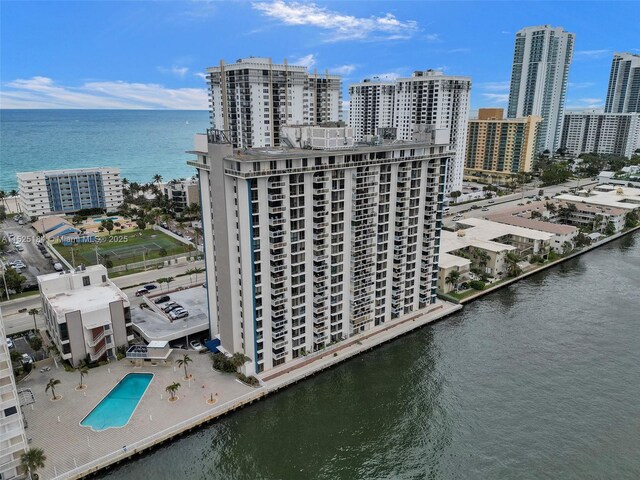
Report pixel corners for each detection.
[176,354,193,380]
[0,190,6,209]
[45,378,61,400]
[28,308,40,332]
[445,270,461,292]
[20,447,46,480]
[165,276,174,290]
[193,226,203,247]
[191,267,205,283]
[156,277,167,291]
[153,174,163,185]
[545,201,557,215]
[77,361,89,389]
[505,252,522,278]
[166,382,181,401]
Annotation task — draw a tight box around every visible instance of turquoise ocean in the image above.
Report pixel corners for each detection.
[0,110,210,191]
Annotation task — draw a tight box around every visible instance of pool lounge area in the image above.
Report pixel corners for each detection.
[81,373,153,431]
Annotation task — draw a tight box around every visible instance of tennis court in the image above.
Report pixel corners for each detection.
[53,230,192,267]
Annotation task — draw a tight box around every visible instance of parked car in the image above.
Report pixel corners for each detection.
[164,303,182,313]
[481,207,490,212]
[488,200,495,204]
[170,309,189,320]
[144,284,157,291]
[471,205,481,210]
[135,288,149,297]
[202,283,207,288]
[189,340,206,351]
[6,338,14,349]
[453,215,463,221]
[20,353,33,365]
[53,263,63,272]
[154,295,170,304]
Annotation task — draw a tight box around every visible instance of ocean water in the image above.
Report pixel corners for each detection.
[0,110,209,191]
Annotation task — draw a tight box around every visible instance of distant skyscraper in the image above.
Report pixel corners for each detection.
[394,70,472,193]
[206,57,342,148]
[348,78,395,141]
[507,25,575,153]
[560,110,640,158]
[604,52,640,113]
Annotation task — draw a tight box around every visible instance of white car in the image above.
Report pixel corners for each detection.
[169,309,189,320]
[6,338,14,349]
[189,340,206,351]
[453,215,463,221]
[21,353,33,365]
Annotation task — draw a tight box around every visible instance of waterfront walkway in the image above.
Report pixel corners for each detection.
[19,300,460,479]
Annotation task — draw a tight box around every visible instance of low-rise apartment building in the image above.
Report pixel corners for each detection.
[38,265,133,367]
[0,314,29,480]
[162,178,200,213]
[17,167,123,218]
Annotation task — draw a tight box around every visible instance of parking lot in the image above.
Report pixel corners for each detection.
[1,216,57,286]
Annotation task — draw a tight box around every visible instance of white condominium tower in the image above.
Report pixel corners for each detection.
[605,52,640,113]
[206,57,342,148]
[507,25,575,153]
[190,124,451,375]
[0,314,29,480]
[348,78,396,141]
[393,70,471,193]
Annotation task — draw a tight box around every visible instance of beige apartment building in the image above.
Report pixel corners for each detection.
[465,108,541,181]
[38,265,133,367]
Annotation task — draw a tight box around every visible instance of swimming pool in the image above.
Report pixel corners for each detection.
[81,373,153,431]
[93,217,119,223]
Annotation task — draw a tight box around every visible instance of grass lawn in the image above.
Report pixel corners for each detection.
[53,229,193,267]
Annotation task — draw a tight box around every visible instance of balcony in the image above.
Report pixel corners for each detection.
[269,205,286,214]
[270,263,286,274]
[268,193,286,202]
[272,318,287,329]
[273,338,288,349]
[269,217,286,226]
[269,229,286,240]
[272,328,286,340]
[272,349,288,360]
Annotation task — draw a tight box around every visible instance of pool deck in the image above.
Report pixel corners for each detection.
[20,300,460,479]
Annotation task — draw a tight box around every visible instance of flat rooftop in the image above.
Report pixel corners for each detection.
[131,287,209,342]
[45,282,127,315]
[441,229,517,254]
[439,252,472,269]
[556,186,640,211]
[457,217,555,242]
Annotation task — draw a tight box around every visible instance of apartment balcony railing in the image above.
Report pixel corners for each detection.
[86,330,106,347]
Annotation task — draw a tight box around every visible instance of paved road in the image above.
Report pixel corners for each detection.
[0,259,206,335]
[444,179,597,225]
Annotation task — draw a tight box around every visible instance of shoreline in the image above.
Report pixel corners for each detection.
[34,227,640,479]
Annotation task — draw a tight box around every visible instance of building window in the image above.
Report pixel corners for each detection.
[3,406,18,416]
[82,276,91,286]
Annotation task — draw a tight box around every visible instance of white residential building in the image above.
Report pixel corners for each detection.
[507,25,575,153]
[189,124,451,375]
[393,70,472,193]
[206,57,342,149]
[605,52,640,114]
[17,167,123,218]
[348,78,396,141]
[38,265,133,367]
[0,314,28,480]
[162,178,200,213]
[560,110,640,158]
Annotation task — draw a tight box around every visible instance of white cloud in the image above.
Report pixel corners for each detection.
[568,81,595,89]
[501,30,510,35]
[477,81,510,92]
[481,93,509,104]
[331,64,356,75]
[158,65,189,77]
[194,72,208,80]
[291,54,316,68]
[425,33,440,42]
[1,76,208,109]
[566,97,603,109]
[575,49,611,59]
[252,0,418,42]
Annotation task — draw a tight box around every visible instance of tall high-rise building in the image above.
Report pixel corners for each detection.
[560,110,640,158]
[604,52,640,113]
[348,78,395,141]
[189,124,451,375]
[465,108,541,179]
[206,57,342,149]
[507,25,575,153]
[393,70,472,194]
[0,314,29,480]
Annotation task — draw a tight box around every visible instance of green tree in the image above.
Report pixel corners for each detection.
[505,252,522,278]
[604,221,616,235]
[445,269,461,292]
[20,447,46,480]
[230,352,250,368]
[103,219,114,234]
[166,382,181,401]
[77,361,89,389]
[449,190,462,204]
[624,210,638,228]
[28,308,40,332]
[153,174,163,185]
[45,378,61,400]
[3,267,27,296]
[156,277,167,291]
[29,337,43,357]
[158,247,168,257]
[136,218,147,231]
[176,354,193,380]
[165,276,174,290]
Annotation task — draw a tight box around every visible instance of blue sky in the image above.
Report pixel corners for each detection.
[1,1,638,111]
